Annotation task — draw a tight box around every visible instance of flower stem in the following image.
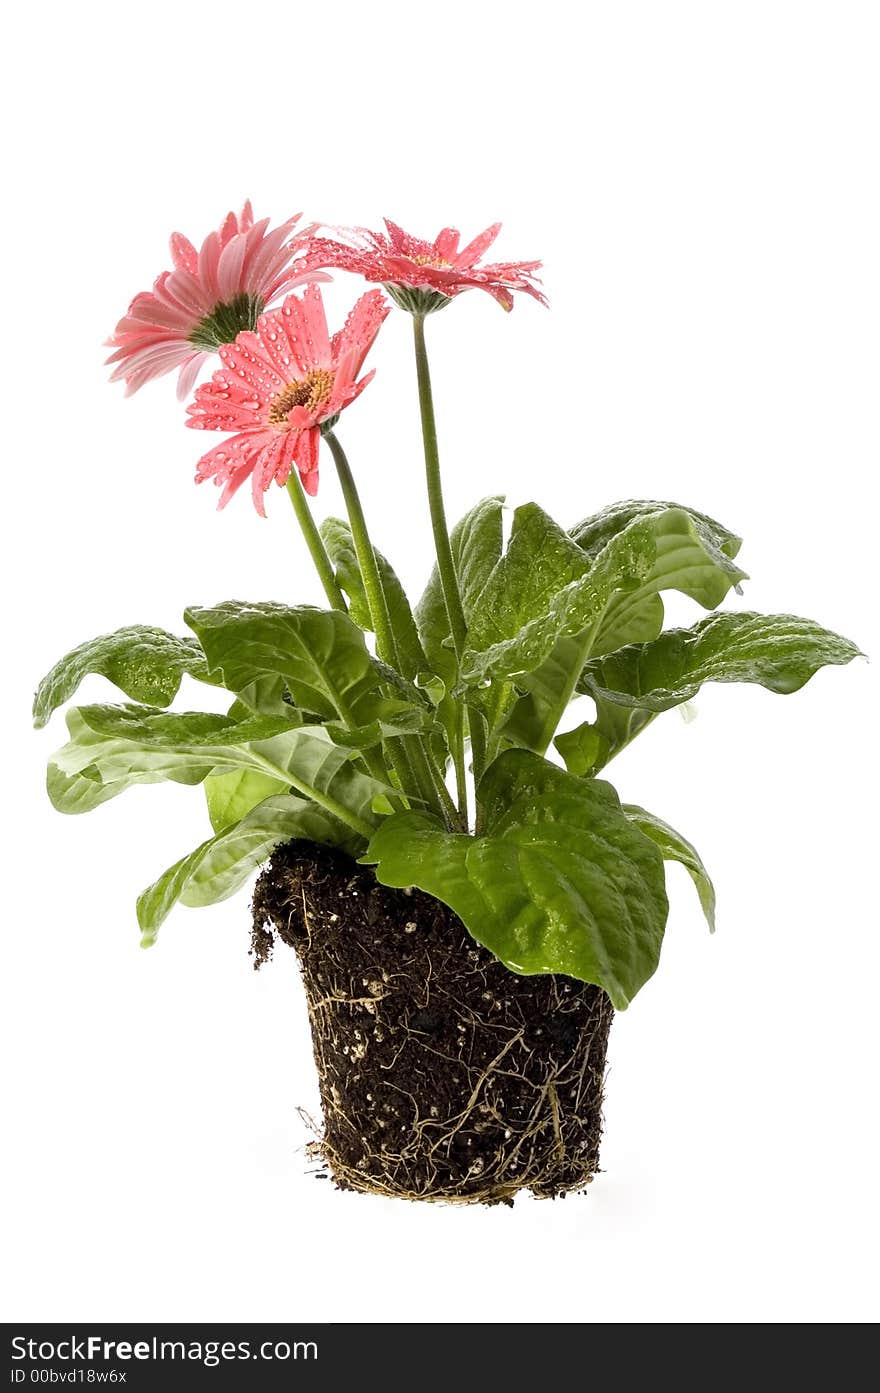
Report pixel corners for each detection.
[285,472,348,613]
[284,466,396,805]
[324,428,454,825]
[411,315,487,808]
[412,315,467,655]
[324,429,396,664]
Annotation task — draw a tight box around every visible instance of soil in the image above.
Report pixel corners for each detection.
[251,840,614,1206]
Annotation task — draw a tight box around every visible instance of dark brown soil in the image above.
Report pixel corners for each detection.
[251,841,614,1206]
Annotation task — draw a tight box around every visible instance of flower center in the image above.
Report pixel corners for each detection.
[267,369,335,428]
[188,292,264,350]
[412,253,452,268]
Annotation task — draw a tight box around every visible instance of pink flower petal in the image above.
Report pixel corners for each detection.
[216,235,248,302]
[455,223,502,267]
[299,283,332,366]
[434,227,461,260]
[176,352,208,401]
[170,232,198,275]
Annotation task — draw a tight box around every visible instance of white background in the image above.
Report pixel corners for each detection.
[3,0,878,1324]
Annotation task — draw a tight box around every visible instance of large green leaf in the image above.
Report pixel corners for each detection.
[322,518,428,680]
[184,602,388,725]
[33,625,218,729]
[460,505,656,689]
[47,703,387,837]
[494,501,748,751]
[364,750,669,1009]
[416,495,505,683]
[138,794,358,945]
[47,707,240,813]
[580,612,862,712]
[464,503,590,655]
[204,768,289,833]
[571,501,747,656]
[624,805,716,931]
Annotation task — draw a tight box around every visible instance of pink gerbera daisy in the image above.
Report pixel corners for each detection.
[308,219,546,314]
[187,285,388,514]
[106,202,328,399]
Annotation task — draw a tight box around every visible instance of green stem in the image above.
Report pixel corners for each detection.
[483,682,511,769]
[285,466,393,803]
[412,316,467,655]
[325,428,450,823]
[324,430,396,665]
[285,473,348,613]
[467,706,488,810]
[249,754,375,841]
[411,315,487,818]
[423,745,463,827]
[451,724,468,821]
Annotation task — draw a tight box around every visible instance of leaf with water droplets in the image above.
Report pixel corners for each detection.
[460,504,656,689]
[571,500,747,655]
[33,625,219,729]
[364,750,669,1009]
[496,501,750,753]
[580,611,862,712]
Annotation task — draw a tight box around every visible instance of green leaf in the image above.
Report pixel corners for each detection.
[580,612,862,713]
[571,501,747,656]
[204,768,289,833]
[416,495,505,683]
[324,703,436,750]
[33,625,218,729]
[232,675,294,716]
[460,504,656,689]
[464,503,590,655]
[47,707,230,813]
[364,750,669,1009]
[47,703,387,837]
[624,805,716,931]
[137,794,358,945]
[553,722,606,776]
[587,701,657,774]
[414,673,445,707]
[184,602,387,726]
[494,501,749,751]
[320,518,372,628]
[500,633,599,753]
[322,518,428,680]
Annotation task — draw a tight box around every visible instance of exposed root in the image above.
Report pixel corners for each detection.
[252,841,614,1207]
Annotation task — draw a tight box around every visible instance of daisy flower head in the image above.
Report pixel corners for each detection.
[187,285,389,515]
[106,203,328,399]
[308,219,546,315]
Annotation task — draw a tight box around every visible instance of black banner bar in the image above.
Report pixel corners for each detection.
[1,1322,857,1386]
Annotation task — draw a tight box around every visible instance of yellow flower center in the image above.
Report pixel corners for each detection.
[412,253,452,268]
[267,369,334,428]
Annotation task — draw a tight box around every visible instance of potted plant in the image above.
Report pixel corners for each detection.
[35,205,859,1205]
